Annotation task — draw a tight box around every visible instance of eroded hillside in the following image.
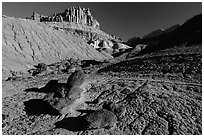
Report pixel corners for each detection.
[2,17,111,79]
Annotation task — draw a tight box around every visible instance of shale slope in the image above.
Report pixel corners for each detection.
[2,17,110,79]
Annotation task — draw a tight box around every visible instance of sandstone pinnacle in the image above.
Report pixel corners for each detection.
[28,6,100,29]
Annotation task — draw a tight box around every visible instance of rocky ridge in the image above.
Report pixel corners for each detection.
[120,14,202,59]
[26,6,130,56]
[27,6,122,41]
[27,6,100,29]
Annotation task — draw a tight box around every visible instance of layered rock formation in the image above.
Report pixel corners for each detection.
[2,17,111,80]
[26,6,129,56]
[27,6,100,29]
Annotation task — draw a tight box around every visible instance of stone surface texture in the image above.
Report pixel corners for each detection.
[28,6,100,29]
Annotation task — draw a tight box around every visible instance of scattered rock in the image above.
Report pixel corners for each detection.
[34,63,47,72]
[42,69,87,118]
[66,69,86,87]
[84,109,117,130]
[102,102,126,118]
[2,14,8,18]
[66,86,83,100]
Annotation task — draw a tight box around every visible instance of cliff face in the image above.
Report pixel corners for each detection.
[28,6,128,56]
[2,17,110,79]
[28,6,100,29]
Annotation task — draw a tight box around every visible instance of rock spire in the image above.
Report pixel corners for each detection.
[28,6,100,29]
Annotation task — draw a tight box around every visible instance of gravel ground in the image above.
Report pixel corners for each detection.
[2,45,202,135]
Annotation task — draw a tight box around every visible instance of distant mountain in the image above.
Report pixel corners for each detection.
[122,13,202,59]
[142,29,164,39]
[143,13,201,50]
[142,24,180,40]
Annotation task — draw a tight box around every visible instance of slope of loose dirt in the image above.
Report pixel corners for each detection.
[45,22,119,41]
[2,45,202,135]
[2,17,111,80]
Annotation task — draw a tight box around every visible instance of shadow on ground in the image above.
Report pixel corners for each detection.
[24,80,59,94]
[24,99,59,116]
[55,115,87,131]
[54,109,97,132]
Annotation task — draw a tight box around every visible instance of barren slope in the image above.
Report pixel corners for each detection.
[2,17,110,80]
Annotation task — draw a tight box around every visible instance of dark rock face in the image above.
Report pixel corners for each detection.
[29,6,100,29]
[142,24,180,40]
[126,37,141,47]
[123,14,202,59]
[142,29,164,40]
[140,14,202,53]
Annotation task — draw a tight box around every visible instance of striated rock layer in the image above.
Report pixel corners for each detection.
[2,17,110,79]
[27,6,100,29]
[25,6,129,56]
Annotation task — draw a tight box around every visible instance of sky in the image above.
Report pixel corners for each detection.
[2,2,202,41]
